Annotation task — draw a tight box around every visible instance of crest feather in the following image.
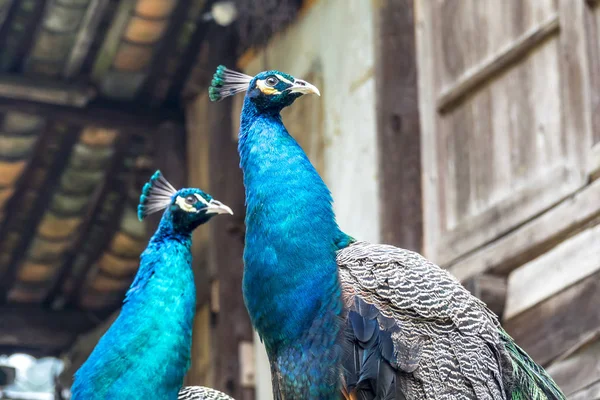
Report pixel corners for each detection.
[137,170,177,221]
[208,65,253,102]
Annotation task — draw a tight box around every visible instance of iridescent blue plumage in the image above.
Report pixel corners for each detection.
[215,70,352,399]
[71,171,232,400]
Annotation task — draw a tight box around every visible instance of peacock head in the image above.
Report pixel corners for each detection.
[137,170,232,232]
[208,65,320,111]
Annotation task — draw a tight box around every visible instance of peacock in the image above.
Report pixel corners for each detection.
[208,66,566,400]
[71,171,234,400]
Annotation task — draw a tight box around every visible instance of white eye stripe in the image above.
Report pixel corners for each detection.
[275,74,293,85]
[193,193,209,205]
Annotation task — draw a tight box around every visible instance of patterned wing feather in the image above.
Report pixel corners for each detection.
[178,386,234,400]
[337,241,565,400]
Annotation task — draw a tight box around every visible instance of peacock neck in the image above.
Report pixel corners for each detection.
[238,97,349,398]
[72,216,197,400]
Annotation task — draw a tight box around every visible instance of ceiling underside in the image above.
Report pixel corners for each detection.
[0,0,304,357]
[0,0,211,356]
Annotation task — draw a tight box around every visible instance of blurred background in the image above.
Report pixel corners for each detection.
[0,0,598,399]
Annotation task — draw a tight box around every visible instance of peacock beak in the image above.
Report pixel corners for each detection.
[289,79,320,96]
[205,199,233,215]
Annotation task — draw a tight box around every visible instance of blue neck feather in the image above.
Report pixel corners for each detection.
[71,214,196,400]
[239,97,352,398]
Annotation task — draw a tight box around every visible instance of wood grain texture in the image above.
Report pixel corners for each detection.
[374,0,422,251]
[570,380,600,400]
[547,338,600,396]
[505,223,600,319]
[558,0,594,175]
[416,0,587,265]
[504,270,600,366]
[437,14,559,112]
[586,3,600,166]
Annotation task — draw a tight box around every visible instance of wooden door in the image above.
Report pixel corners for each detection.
[415,0,593,265]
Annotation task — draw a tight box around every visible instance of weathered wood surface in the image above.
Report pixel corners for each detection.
[374,0,422,251]
[505,223,600,319]
[448,178,600,281]
[504,270,600,366]
[547,338,600,397]
[570,380,600,400]
[415,0,589,265]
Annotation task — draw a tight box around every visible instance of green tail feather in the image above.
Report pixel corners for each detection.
[499,328,566,400]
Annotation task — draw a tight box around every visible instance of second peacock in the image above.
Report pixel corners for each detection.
[209,66,566,400]
[71,171,234,400]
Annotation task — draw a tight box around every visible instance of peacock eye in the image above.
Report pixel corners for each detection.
[265,76,279,87]
[185,195,198,205]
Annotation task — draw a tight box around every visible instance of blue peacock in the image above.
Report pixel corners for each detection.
[71,171,234,400]
[208,66,566,400]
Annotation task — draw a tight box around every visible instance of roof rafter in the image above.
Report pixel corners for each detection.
[46,132,132,308]
[0,122,81,303]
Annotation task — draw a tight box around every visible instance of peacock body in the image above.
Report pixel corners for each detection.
[208,66,566,400]
[71,171,233,400]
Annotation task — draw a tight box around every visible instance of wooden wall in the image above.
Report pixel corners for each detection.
[415,0,600,398]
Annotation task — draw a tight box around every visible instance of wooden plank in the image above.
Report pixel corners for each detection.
[137,0,193,106]
[586,3,600,154]
[558,0,594,174]
[448,179,600,281]
[547,338,600,396]
[0,74,95,106]
[463,274,507,318]
[63,135,134,308]
[45,133,131,307]
[63,0,111,78]
[0,122,80,302]
[414,0,441,260]
[374,0,422,251]
[0,305,97,354]
[504,270,600,366]
[0,96,184,133]
[439,165,583,266]
[437,14,560,113]
[571,380,600,400]
[505,223,600,319]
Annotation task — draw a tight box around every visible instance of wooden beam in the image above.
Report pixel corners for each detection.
[437,14,560,113]
[0,97,183,133]
[137,0,194,106]
[165,2,215,104]
[0,305,98,354]
[62,134,133,308]
[448,179,600,281]
[504,223,600,320]
[504,270,600,367]
[0,74,95,106]
[45,133,131,307]
[5,0,48,73]
[63,0,111,78]
[571,380,600,400]
[374,0,422,252]
[547,336,600,396]
[0,122,80,302]
[205,26,255,400]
